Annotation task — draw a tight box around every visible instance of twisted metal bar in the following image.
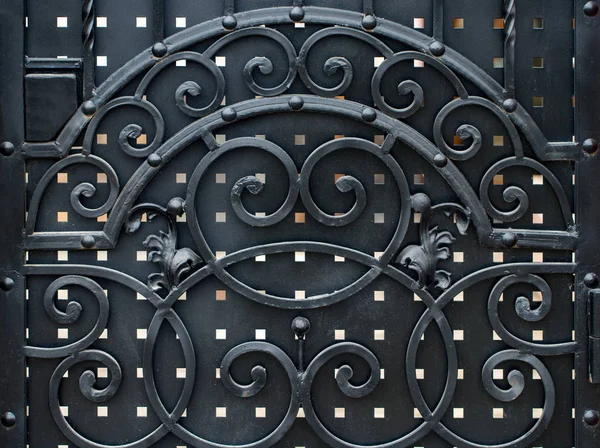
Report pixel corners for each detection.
[503,0,516,98]
[82,0,95,99]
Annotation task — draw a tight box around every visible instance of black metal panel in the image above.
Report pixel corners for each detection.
[2,1,599,447]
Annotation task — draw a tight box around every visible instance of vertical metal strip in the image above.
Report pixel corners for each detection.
[363,0,374,15]
[432,0,444,42]
[153,0,165,43]
[575,0,600,444]
[0,0,26,446]
[224,0,235,16]
[82,0,95,99]
[503,0,516,99]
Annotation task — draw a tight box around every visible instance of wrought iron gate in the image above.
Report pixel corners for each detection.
[1,0,599,447]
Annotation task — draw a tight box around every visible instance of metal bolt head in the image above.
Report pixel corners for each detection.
[433,154,448,167]
[429,41,446,57]
[152,42,168,58]
[583,138,599,154]
[584,273,599,288]
[222,15,237,30]
[289,6,305,22]
[503,99,518,113]
[361,108,377,123]
[147,153,162,167]
[1,412,16,427]
[291,316,310,338]
[80,235,96,249]
[584,409,600,426]
[0,142,15,157]
[584,1,599,16]
[81,101,97,115]
[362,14,377,30]
[0,277,14,292]
[289,96,304,111]
[221,107,237,122]
[502,232,518,248]
[167,197,185,216]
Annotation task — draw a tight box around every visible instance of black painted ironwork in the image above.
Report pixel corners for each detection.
[1,1,598,447]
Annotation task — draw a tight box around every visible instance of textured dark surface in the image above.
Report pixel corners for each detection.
[0,0,598,447]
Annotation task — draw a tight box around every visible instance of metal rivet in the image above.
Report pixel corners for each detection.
[289,6,305,22]
[0,142,15,157]
[502,99,518,113]
[81,235,96,249]
[291,316,310,338]
[221,107,237,122]
[289,96,304,111]
[433,154,448,167]
[584,273,599,288]
[147,154,162,167]
[584,1,599,16]
[502,232,518,248]
[0,277,14,292]
[429,41,446,57]
[167,197,185,216]
[362,14,377,30]
[584,409,600,426]
[222,14,237,30]
[81,100,97,115]
[1,412,16,427]
[583,138,599,154]
[152,42,168,58]
[361,108,377,122]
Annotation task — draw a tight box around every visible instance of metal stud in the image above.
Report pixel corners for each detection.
[289,96,304,111]
[584,273,599,288]
[362,15,377,30]
[167,197,185,216]
[0,142,15,157]
[361,108,377,122]
[502,99,518,113]
[433,154,448,167]
[81,235,96,249]
[429,41,446,57]
[501,232,518,248]
[151,42,168,58]
[0,277,14,292]
[147,154,162,167]
[222,14,237,30]
[289,6,305,22]
[584,1,599,16]
[81,100,97,116]
[221,107,237,122]
[0,412,16,427]
[583,138,599,155]
[584,409,600,426]
[291,316,311,339]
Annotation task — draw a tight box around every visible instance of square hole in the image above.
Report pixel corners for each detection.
[216,329,227,340]
[493,135,504,146]
[97,406,108,417]
[216,407,227,418]
[137,329,147,339]
[255,329,266,340]
[493,174,504,185]
[414,18,425,28]
[374,135,385,145]
[374,213,385,224]
[297,408,305,418]
[97,17,107,27]
[533,18,544,29]
[295,251,305,262]
[256,407,266,418]
[453,252,464,262]
[216,173,226,184]
[97,173,107,183]
[97,251,108,261]
[454,292,464,302]
[493,252,504,263]
[334,408,345,418]
[493,408,504,419]
[453,330,464,340]
[493,57,504,69]
[215,56,226,67]
[137,368,144,378]
[136,17,147,27]
[457,369,464,379]
[416,369,425,379]
[60,406,69,416]
[57,328,68,339]
[57,173,68,183]
[374,408,385,419]
[137,407,147,417]
[374,56,385,67]
[97,134,108,145]
[533,96,544,108]
[493,330,502,340]
[57,212,68,222]
[414,59,425,68]
[216,251,226,259]
[295,290,306,299]
[533,57,544,68]
[533,213,544,224]
[176,17,187,28]
[532,330,544,341]
[57,251,68,261]
[374,291,385,302]
[532,174,544,185]
[97,56,108,67]
[136,251,147,261]
[493,369,504,380]
[533,408,543,419]
[374,330,385,340]
[493,18,504,29]
[175,368,187,379]
[294,135,306,145]
[57,17,68,28]
[374,174,385,185]
[58,289,68,300]
[216,134,226,145]
[255,254,266,262]
[413,174,425,185]
[100,328,108,339]
[453,408,464,418]
[334,255,345,262]
[216,212,226,223]
[414,212,422,223]
[453,18,465,29]
[335,329,345,340]
[295,212,305,223]
[176,173,186,183]
[453,135,464,147]
[255,173,266,183]
[533,291,543,302]
[136,134,147,145]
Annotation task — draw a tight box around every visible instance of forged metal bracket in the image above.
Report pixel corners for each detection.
[575,0,600,443]
[0,0,26,446]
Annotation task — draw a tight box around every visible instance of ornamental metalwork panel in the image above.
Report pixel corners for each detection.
[1,1,599,448]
